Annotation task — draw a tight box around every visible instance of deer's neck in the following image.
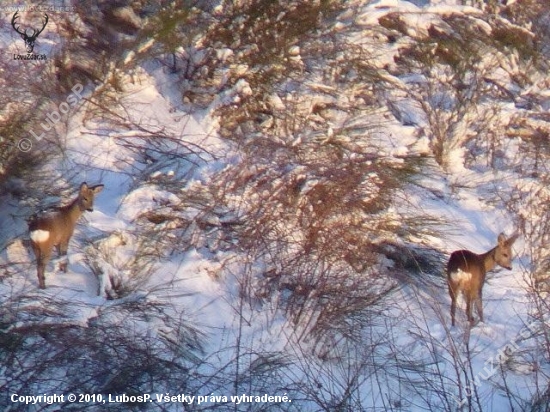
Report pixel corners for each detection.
[65,198,84,223]
[481,248,497,273]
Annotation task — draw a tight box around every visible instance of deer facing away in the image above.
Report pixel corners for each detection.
[28,182,104,289]
[447,232,518,326]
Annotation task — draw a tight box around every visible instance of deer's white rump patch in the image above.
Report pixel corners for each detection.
[450,268,471,283]
[30,229,50,243]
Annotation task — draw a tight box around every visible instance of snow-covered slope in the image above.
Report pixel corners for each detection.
[1,0,550,411]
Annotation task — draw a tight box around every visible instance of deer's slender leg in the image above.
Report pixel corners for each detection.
[58,242,69,272]
[36,247,52,289]
[449,286,457,326]
[465,294,474,325]
[475,289,484,323]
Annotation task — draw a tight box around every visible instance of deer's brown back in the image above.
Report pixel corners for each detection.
[447,250,485,295]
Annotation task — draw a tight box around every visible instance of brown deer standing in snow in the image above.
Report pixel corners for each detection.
[447,232,519,326]
[28,182,104,289]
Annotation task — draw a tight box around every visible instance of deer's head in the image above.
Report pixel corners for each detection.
[11,12,48,53]
[494,232,519,271]
[77,182,104,212]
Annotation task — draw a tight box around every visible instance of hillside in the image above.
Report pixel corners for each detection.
[1,0,550,411]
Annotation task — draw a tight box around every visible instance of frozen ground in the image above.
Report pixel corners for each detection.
[1,0,549,411]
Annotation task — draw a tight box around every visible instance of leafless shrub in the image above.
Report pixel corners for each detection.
[179,0,344,113]
[85,231,158,299]
[210,99,436,349]
[0,288,204,412]
[502,0,550,63]
[0,57,57,181]
[382,10,538,170]
[187,1,443,351]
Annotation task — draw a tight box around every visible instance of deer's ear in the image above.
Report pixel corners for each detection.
[498,233,507,245]
[508,232,519,245]
[92,184,104,194]
[80,182,89,192]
